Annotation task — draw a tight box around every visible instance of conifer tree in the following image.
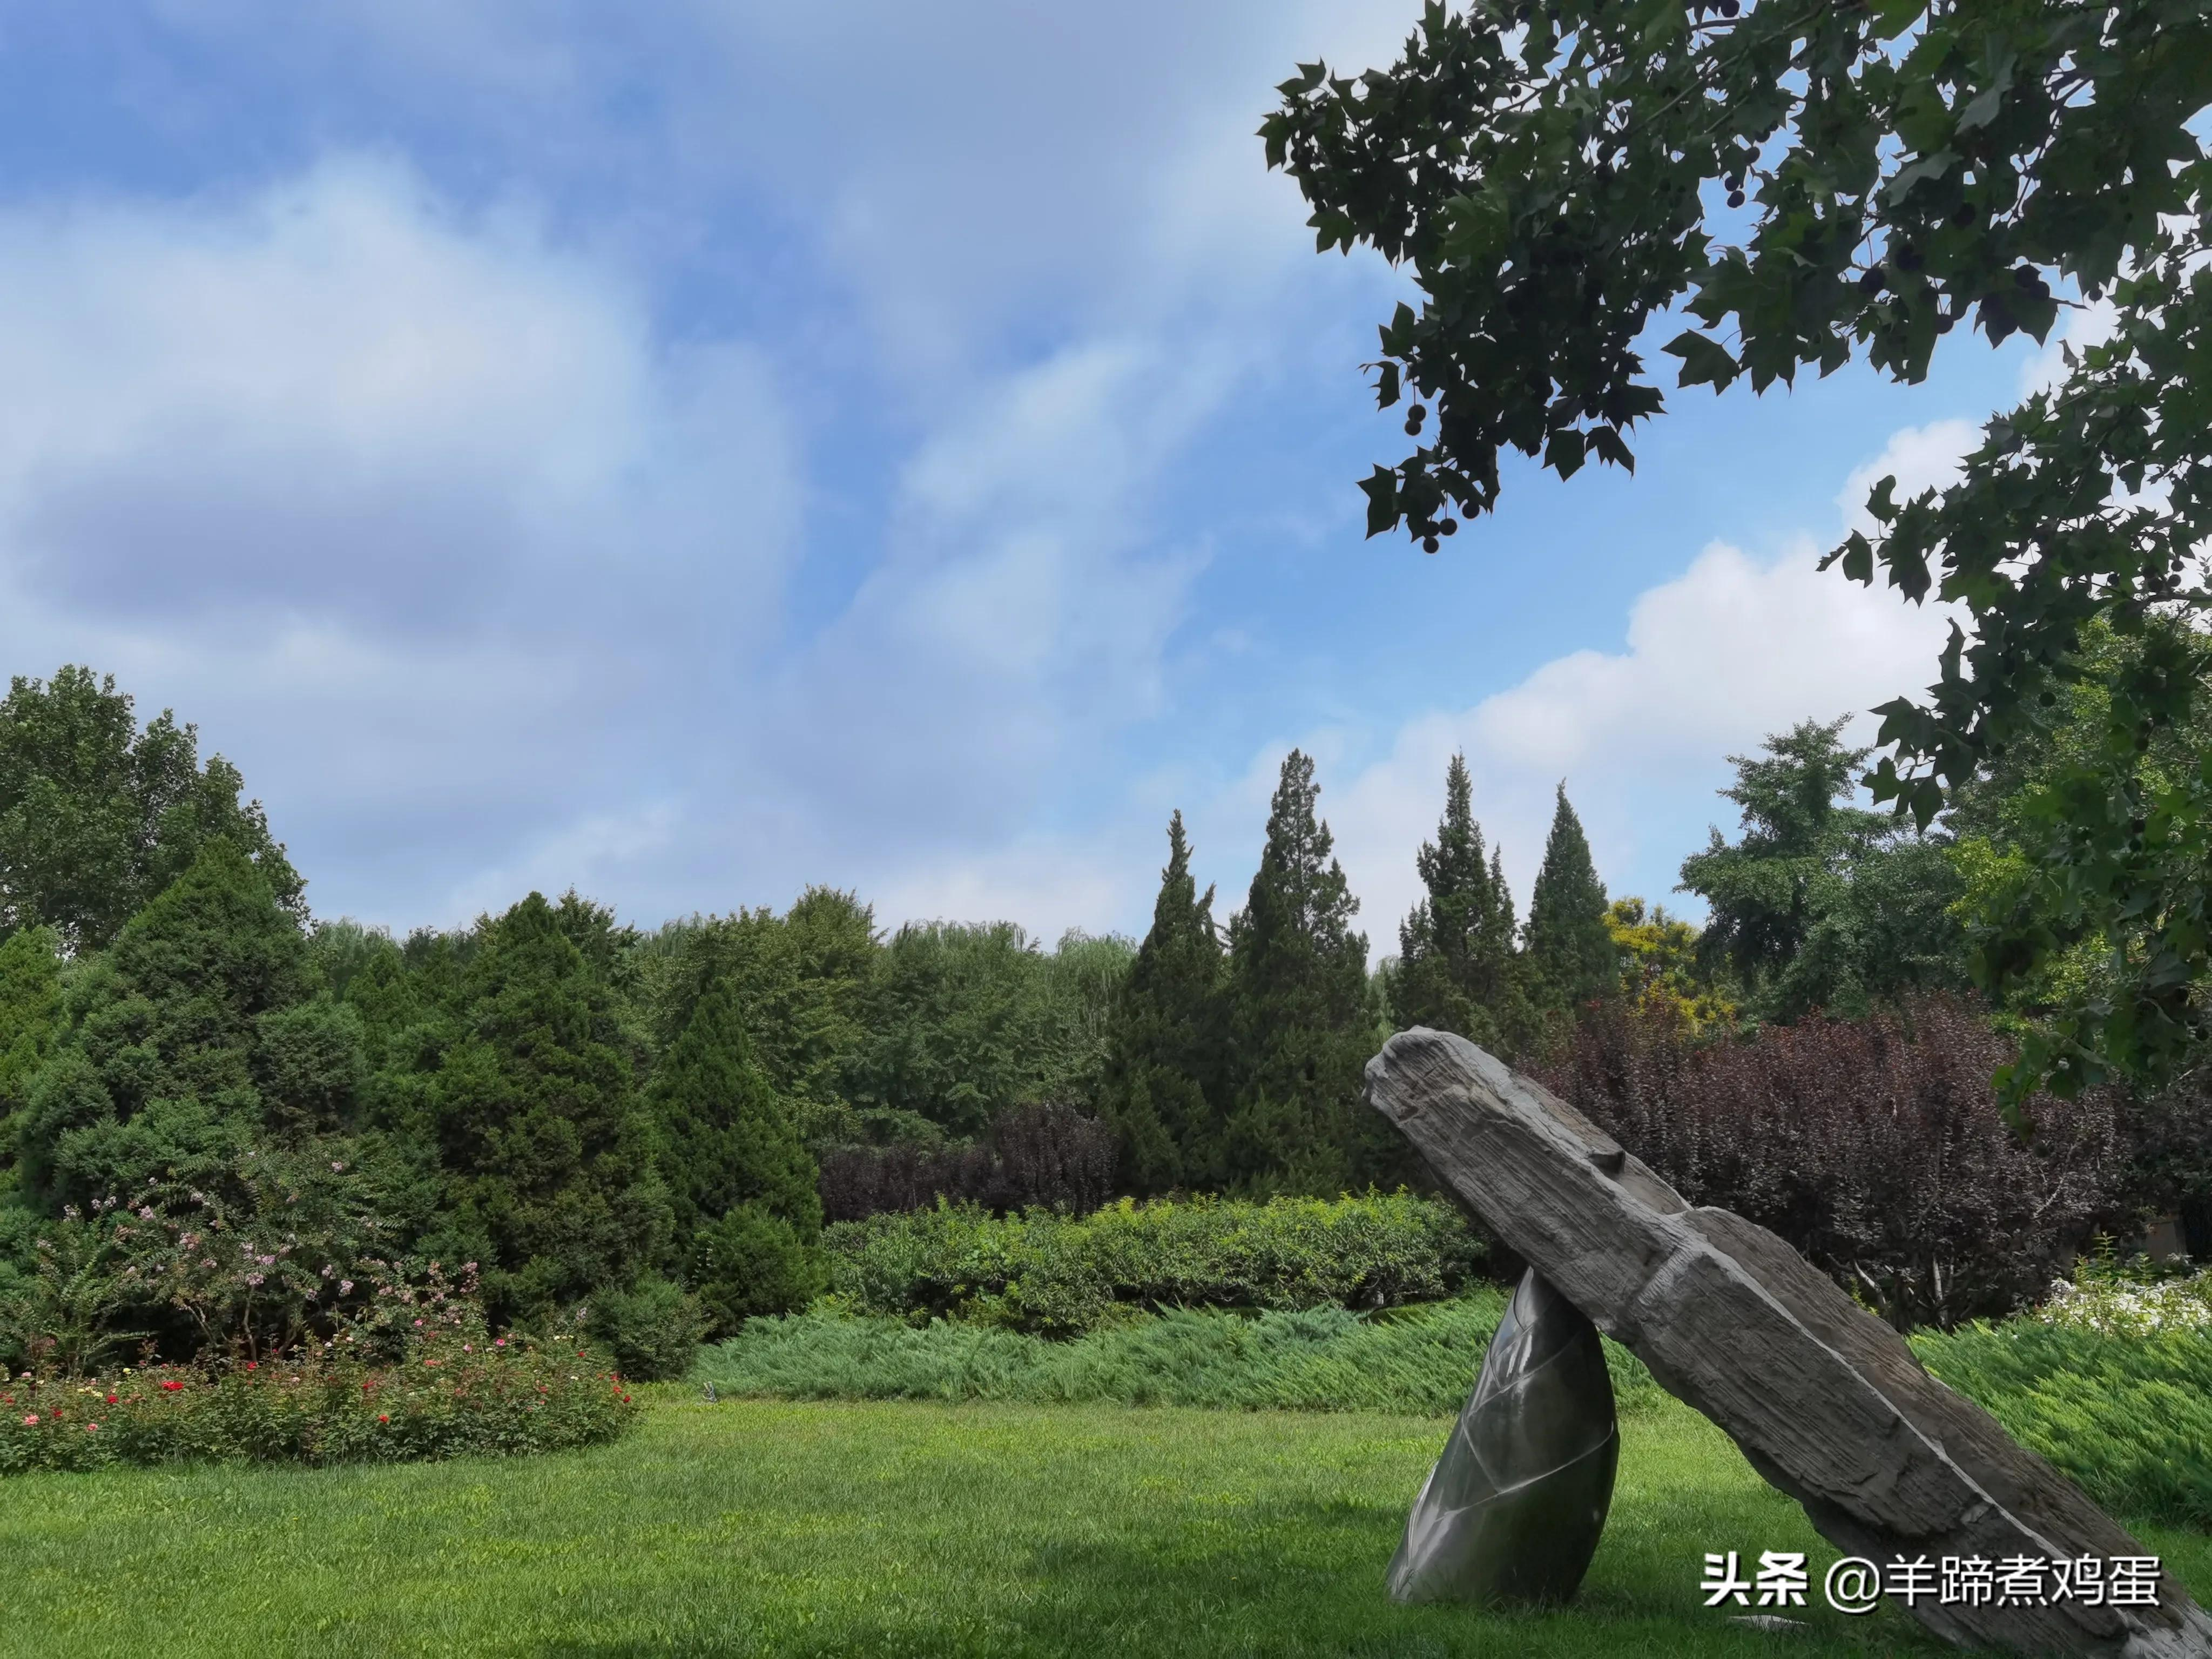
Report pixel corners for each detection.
[1523,784,1616,1020]
[1097,811,1225,1193]
[430,892,670,1321]
[1391,753,1520,1048]
[1221,752,1371,1195]
[13,839,328,1208]
[648,973,824,1333]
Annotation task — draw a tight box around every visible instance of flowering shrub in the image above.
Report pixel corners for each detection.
[2034,1243,2212,1338]
[827,1192,1482,1337]
[0,1144,426,1372]
[0,1317,639,1475]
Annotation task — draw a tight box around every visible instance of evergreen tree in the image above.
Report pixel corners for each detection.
[858,920,1104,1140]
[1523,784,1615,1020]
[1097,812,1225,1194]
[0,926,61,1198]
[648,889,882,1150]
[1391,753,1521,1049]
[0,666,302,952]
[9,839,382,1227]
[646,973,823,1333]
[429,892,670,1321]
[1221,752,1372,1195]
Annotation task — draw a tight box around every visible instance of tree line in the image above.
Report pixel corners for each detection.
[1,635,2202,1368]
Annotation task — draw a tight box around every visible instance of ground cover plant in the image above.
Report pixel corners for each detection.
[824,1191,1482,1336]
[697,1292,1662,1417]
[6,1391,2028,1659]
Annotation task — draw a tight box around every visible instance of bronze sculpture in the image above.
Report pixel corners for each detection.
[1387,1267,1618,1606]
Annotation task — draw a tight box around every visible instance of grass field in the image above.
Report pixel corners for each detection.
[16,1390,2207,1658]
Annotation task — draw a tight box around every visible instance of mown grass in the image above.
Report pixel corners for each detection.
[21,1390,2204,1659]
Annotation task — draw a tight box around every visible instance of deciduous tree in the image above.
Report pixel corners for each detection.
[1264,0,2212,1091]
[0,666,301,952]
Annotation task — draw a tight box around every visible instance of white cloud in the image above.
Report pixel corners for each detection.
[0,158,801,925]
[1219,435,1973,954]
[2018,298,2121,399]
[1835,419,1979,539]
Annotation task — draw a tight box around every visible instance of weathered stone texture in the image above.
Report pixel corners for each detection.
[1365,1026,2212,1657]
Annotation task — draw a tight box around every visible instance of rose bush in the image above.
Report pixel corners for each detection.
[0,1313,637,1475]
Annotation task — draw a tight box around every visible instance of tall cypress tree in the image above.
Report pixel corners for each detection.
[1222,752,1371,1195]
[430,892,671,1321]
[1391,753,1520,1048]
[1523,783,1616,1019]
[648,973,824,1332]
[1097,811,1225,1194]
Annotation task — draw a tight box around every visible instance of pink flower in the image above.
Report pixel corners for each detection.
[85,1422,98,1433]
[494,1338,506,1348]
[339,1280,354,1294]
[21,1414,36,1425]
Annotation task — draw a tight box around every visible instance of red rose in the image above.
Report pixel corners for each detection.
[378,1413,390,1424]
[105,1394,117,1405]
[159,1380,184,1393]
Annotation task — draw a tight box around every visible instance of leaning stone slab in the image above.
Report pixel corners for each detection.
[1365,1027,2212,1658]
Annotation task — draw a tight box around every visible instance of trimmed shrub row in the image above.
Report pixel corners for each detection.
[825,1192,1484,1336]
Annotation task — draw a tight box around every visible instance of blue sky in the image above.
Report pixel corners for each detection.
[0,3,2078,953]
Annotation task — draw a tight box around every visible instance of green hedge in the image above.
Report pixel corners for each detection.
[1911,1320,2212,1528]
[694,1293,1665,1417]
[825,1193,1483,1337]
[1,1330,640,1475]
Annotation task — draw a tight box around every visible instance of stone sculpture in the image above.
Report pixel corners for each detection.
[1387,1266,1618,1606]
[1365,1026,2212,1658]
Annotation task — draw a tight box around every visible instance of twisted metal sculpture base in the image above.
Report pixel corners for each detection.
[1386,1268,1619,1607]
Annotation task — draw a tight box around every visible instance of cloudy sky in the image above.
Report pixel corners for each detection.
[0,4,2074,952]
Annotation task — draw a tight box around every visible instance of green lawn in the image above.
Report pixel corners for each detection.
[9,1394,2207,1658]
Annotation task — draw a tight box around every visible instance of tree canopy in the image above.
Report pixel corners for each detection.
[1222,751,1375,1194]
[1265,0,2212,1091]
[0,666,302,953]
[1098,811,1226,1194]
[1524,784,1616,1016]
[1392,752,1522,1049]
[1680,718,1967,1022]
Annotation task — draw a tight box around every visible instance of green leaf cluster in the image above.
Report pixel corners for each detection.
[822,1191,1483,1338]
[1269,0,2212,1090]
